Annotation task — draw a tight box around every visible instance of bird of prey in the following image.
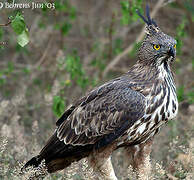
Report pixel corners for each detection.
[23,5,178,180]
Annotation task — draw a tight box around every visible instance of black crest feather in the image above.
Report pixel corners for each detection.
[136,5,158,27]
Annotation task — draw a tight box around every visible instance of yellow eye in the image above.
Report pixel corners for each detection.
[153,44,161,50]
[174,44,176,49]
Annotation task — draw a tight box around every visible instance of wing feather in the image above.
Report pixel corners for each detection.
[56,78,146,147]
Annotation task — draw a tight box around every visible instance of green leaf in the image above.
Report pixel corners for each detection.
[11,13,29,47]
[4,61,14,74]
[17,29,29,47]
[186,90,194,104]
[0,28,3,40]
[52,96,65,118]
[69,6,77,20]
[177,86,185,102]
[42,3,48,12]
[55,0,76,19]
[120,1,130,25]
[61,22,72,35]
[175,17,187,55]
[65,51,89,89]
[0,78,6,86]
[11,13,26,35]
[22,67,31,74]
[113,38,123,55]
[120,0,143,25]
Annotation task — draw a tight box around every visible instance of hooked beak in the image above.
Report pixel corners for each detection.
[168,46,175,58]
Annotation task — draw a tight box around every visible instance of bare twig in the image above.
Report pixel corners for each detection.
[0,19,12,46]
[0,20,11,27]
[107,12,115,61]
[102,0,166,77]
[163,0,176,6]
[35,36,53,67]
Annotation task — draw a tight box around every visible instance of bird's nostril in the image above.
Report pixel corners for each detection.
[168,46,175,57]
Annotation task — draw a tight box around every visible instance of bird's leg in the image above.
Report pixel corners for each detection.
[88,143,118,180]
[123,138,153,180]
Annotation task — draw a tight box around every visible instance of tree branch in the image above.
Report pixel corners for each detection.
[102,0,166,77]
[0,19,12,46]
[34,36,53,68]
[0,20,11,27]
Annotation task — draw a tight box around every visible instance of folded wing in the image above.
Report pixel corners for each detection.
[55,79,146,148]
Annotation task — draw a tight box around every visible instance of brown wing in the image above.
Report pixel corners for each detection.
[56,78,146,147]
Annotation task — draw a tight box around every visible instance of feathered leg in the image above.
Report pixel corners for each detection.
[123,138,153,180]
[88,144,117,180]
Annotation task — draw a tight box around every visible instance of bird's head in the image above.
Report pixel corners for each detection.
[137,5,177,67]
